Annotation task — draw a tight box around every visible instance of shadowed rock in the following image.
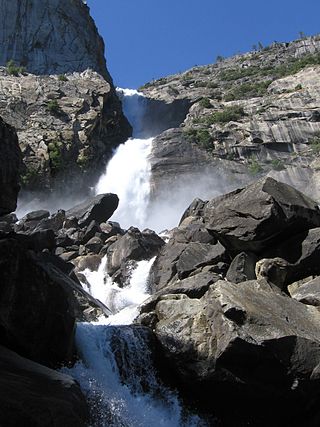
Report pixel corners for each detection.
[0,117,22,215]
[0,345,88,427]
[66,193,119,228]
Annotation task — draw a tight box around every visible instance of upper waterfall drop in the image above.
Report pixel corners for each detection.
[95,88,153,230]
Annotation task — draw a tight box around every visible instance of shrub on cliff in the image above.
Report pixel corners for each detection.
[6,60,25,76]
[208,106,245,124]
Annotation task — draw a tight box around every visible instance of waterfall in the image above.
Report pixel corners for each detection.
[64,258,206,426]
[95,89,153,230]
[95,138,152,230]
[63,89,209,426]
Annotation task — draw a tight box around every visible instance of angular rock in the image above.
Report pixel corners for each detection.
[288,277,320,306]
[149,239,227,293]
[85,236,103,254]
[203,177,320,253]
[226,252,257,283]
[107,227,165,284]
[255,257,290,290]
[24,210,50,222]
[152,279,320,424]
[36,253,112,321]
[0,117,22,215]
[66,194,119,228]
[0,345,88,427]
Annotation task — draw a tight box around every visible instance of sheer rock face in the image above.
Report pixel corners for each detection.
[0,117,22,215]
[142,36,320,202]
[0,0,132,193]
[0,0,109,79]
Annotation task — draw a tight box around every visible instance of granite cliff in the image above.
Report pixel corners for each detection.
[140,35,320,202]
[0,0,131,194]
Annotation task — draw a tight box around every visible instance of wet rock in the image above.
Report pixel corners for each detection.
[36,254,111,321]
[107,227,165,284]
[66,194,119,228]
[73,254,102,272]
[0,345,88,427]
[226,252,257,283]
[0,117,22,215]
[203,177,320,253]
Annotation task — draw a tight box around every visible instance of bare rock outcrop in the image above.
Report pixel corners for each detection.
[0,0,108,79]
[0,0,131,194]
[142,35,320,202]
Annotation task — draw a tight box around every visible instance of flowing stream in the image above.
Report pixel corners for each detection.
[65,89,208,426]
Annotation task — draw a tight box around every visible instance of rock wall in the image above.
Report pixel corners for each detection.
[141,35,320,202]
[0,0,132,195]
[0,68,131,193]
[0,0,109,79]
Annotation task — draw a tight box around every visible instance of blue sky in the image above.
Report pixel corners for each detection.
[87,0,320,89]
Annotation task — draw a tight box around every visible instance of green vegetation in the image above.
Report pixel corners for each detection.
[309,133,320,154]
[21,167,37,186]
[248,157,263,175]
[184,128,212,150]
[77,153,89,169]
[208,106,245,124]
[48,141,63,171]
[219,53,320,84]
[219,66,261,81]
[207,82,219,89]
[58,74,68,82]
[46,99,60,114]
[271,159,285,171]
[199,97,212,108]
[224,80,272,101]
[6,60,25,76]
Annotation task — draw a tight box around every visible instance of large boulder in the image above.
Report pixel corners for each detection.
[0,117,22,215]
[0,238,76,367]
[66,193,119,228]
[106,227,165,285]
[150,279,320,424]
[0,345,88,427]
[202,177,320,254]
[149,239,228,293]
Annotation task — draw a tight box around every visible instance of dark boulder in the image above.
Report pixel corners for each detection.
[24,210,50,222]
[149,239,228,293]
[0,238,76,367]
[0,345,88,427]
[0,117,22,215]
[226,252,257,283]
[203,177,320,254]
[107,227,165,285]
[35,254,111,321]
[66,193,119,228]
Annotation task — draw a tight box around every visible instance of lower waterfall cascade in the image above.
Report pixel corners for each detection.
[64,89,210,426]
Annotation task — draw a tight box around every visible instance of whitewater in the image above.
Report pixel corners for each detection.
[64,88,209,426]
